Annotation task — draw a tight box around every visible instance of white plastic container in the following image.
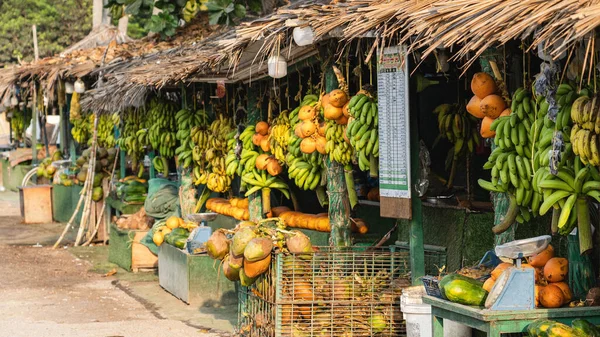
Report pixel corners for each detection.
[293,25,315,46]
[401,288,472,337]
[268,55,287,79]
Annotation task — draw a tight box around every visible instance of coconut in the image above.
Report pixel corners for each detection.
[77,171,87,182]
[239,267,258,286]
[36,167,45,177]
[232,227,257,256]
[99,158,109,168]
[76,156,87,166]
[266,160,283,176]
[81,148,91,159]
[255,154,272,170]
[51,150,62,161]
[244,238,273,262]
[244,254,272,278]
[206,230,230,260]
[93,174,103,187]
[97,147,108,159]
[286,230,313,254]
[45,165,57,175]
[229,252,244,269]
[223,255,240,281]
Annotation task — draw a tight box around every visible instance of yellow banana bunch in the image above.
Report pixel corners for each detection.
[71,112,91,145]
[9,108,29,142]
[175,108,208,169]
[268,111,291,162]
[182,0,200,22]
[97,114,115,148]
[147,98,178,158]
[325,122,352,165]
[193,166,210,185]
[207,172,232,193]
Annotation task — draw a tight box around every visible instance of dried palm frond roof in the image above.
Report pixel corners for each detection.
[61,24,132,56]
[0,16,214,101]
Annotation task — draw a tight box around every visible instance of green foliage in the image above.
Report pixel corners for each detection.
[206,0,246,26]
[0,0,92,64]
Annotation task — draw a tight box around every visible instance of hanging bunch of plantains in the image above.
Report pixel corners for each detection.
[346,90,379,175]
[116,108,145,176]
[478,88,536,232]
[433,103,479,188]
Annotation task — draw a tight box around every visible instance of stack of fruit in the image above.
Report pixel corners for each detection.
[323,90,352,164]
[36,151,62,181]
[346,92,379,171]
[272,206,369,234]
[206,198,250,221]
[74,147,118,201]
[116,176,148,204]
[466,72,510,138]
[484,246,572,309]
[206,219,315,286]
[287,94,325,191]
[116,108,145,174]
[152,216,198,249]
[147,98,178,159]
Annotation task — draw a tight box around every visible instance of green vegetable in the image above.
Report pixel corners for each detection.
[440,273,487,306]
[170,228,189,237]
[572,319,600,337]
[124,195,147,203]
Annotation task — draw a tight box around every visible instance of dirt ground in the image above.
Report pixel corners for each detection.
[0,192,232,337]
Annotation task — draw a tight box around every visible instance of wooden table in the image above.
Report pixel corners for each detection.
[423,295,600,336]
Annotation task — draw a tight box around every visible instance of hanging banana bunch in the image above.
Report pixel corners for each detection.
[97,114,116,148]
[175,108,208,169]
[71,111,91,145]
[346,92,379,173]
[147,98,178,158]
[268,111,291,163]
[115,108,145,172]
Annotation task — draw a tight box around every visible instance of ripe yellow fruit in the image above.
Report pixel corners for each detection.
[166,216,181,229]
[153,231,164,246]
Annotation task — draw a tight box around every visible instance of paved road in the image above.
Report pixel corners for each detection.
[0,192,229,337]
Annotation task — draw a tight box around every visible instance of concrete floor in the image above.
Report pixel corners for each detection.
[0,191,235,337]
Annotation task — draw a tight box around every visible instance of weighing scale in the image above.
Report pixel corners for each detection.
[185,212,217,254]
[485,235,552,311]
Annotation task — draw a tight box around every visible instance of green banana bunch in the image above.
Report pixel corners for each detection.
[434,103,480,154]
[175,108,208,169]
[71,112,92,145]
[193,166,210,185]
[9,107,29,142]
[242,168,290,199]
[479,88,537,228]
[146,98,178,158]
[152,156,169,177]
[287,155,323,191]
[346,94,379,172]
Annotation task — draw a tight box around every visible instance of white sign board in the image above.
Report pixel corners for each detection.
[377,45,411,200]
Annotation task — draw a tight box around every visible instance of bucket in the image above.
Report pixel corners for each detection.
[401,287,472,337]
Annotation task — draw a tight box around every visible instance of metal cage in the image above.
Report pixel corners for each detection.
[237,245,447,337]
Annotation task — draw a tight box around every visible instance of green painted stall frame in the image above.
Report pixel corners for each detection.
[158,242,237,306]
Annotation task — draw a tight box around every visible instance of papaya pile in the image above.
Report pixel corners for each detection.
[206,198,250,221]
[483,245,572,309]
[272,206,368,234]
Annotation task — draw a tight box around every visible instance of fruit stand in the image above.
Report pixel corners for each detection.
[5,0,600,336]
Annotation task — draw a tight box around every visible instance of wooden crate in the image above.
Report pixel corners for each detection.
[158,243,236,305]
[108,223,157,272]
[19,185,53,223]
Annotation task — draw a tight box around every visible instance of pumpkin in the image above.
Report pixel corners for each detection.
[298,120,317,138]
[298,105,317,121]
[491,262,512,280]
[329,89,348,108]
[266,160,283,176]
[540,284,564,308]
[300,137,316,154]
[552,282,572,304]
[260,137,271,152]
[324,105,343,120]
[529,244,554,268]
[317,122,327,137]
[256,121,270,136]
[483,277,495,292]
[480,116,496,138]
[466,96,485,118]
[544,257,568,283]
[252,133,264,146]
[480,94,507,118]
[315,136,327,154]
[336,115,349,125]
[471,72,498,99]
[255,154,272,170]
[342,102,350,117]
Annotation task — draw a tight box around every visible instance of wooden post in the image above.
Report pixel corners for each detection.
[409,97,425,284]
[31,25,40,164]
[247,84,262,221]
[325,67,351,247]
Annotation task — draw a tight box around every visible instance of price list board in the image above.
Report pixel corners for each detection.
[377,46,412,219]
